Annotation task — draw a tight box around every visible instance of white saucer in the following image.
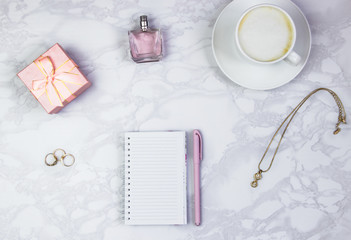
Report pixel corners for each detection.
[212,0,311,90]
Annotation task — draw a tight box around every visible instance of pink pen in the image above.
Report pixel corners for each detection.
[193,130,203,226]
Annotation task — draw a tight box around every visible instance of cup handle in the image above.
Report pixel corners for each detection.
[284,50,301,66]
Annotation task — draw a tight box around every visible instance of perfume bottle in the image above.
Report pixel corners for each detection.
[128,15,163,63]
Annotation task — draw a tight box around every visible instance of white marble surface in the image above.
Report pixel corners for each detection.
[0,0,351,239]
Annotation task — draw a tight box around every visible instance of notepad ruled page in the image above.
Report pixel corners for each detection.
[125,131,187,225]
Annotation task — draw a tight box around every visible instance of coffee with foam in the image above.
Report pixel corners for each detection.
[237,6,294,62]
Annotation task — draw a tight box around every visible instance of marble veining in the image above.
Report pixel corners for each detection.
[0,0,350,239]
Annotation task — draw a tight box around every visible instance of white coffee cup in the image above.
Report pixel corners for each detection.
[235,4,301,65]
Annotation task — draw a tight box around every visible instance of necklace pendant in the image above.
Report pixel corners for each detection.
[254,172,262,180]
[251,180,258,188]
[251,170,263,188]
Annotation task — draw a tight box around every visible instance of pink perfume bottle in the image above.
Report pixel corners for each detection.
[128,15,163,63]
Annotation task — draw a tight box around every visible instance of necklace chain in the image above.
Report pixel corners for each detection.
[251,88,347,188]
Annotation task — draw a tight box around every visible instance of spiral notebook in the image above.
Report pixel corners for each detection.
[125,131,187,225]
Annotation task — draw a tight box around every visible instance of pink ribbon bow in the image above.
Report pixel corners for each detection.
[31,56,81,107]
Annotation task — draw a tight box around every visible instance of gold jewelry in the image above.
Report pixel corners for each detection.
[53,148,66,159]
[251,88,346,188]
[45,153,58,166]
[45,148,75,167]
[61,153,75,167]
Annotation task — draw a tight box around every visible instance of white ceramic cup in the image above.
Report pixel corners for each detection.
[235,4,301,65]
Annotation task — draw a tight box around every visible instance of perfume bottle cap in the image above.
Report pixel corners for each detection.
[140,15,148,31]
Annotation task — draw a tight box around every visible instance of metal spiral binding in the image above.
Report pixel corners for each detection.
[126,136,131,221]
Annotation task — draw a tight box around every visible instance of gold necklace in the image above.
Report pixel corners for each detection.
[251,88,347,188]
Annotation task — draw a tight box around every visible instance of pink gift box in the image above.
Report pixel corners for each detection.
[17,43,91,114]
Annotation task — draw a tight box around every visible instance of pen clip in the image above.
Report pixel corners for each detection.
[194,130,203,161]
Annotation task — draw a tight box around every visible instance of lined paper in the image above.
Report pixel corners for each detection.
[125,131,187,225]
